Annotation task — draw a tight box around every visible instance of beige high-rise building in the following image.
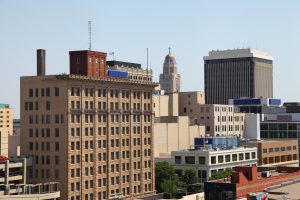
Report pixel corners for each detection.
[20,50,157,200]
[197,104,245,137]
[0,104,13,134]
[153,90,205,161]
[0,104,13,157]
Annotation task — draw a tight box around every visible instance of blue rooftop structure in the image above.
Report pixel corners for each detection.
[229,98,281,106]
[194,136,239,150]
[0,104,9,109]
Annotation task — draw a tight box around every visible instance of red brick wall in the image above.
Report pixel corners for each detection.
[69,50,107,78]
[236,171,300,198]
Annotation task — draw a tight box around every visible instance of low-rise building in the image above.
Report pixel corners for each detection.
[242,140,298,167]
[204,166,300,200]
[171,146,257,182]
[0,157,60,199]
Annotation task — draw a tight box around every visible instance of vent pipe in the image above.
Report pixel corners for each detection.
[37,49,46,76]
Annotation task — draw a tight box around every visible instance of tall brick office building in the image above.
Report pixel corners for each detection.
[21,49,157,200]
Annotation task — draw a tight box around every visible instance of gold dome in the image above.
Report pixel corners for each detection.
[166,53,174,58]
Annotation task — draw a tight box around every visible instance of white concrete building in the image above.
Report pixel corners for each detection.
[171,146,257,182]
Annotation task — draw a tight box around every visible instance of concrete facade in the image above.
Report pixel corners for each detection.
[178,91,205,117]
[154,116,205,159]
[204,48,273,104]
[8,119,21,156]
[153,92,178,117]
[0,158,60,199]
[20,74,157,200]
[171,147,257,182]
[0,130,8,157]
[244,113,261,140]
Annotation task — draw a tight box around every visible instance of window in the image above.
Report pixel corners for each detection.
[55,142,59,151]
[175,156,181,164]
[55,128,59,137]
[218,155,224,163]
[245,153,250,160]
[263,148,267,153]
[199,156,206,164]
[225,155,230,162]
[29,88,34,97]
[55,87,60,96]
[232,154,237,161]
[239,153,244,160]
[185,156,195,164]
[46,101,50,110]
[46,88,50,96]
[210,156,216,164]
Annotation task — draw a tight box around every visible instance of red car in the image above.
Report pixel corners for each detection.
[0,156,9,162]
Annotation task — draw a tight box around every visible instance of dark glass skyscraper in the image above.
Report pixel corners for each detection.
[204,49,273,104]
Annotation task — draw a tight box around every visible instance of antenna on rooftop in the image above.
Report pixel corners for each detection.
[147,48,149,69]
[146,48,149,79]
[88,21,92,50]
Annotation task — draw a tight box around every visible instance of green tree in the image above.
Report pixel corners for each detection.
[155,162,178,193]
[182,168,198,185]
[160,179,177,194]
[209,168,233,180]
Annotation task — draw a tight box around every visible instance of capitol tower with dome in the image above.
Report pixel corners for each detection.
[159,48,181,93]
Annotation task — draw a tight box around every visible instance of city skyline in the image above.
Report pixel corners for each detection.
[1,0,300,118]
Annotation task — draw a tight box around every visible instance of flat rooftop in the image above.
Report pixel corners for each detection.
[107,60,141,69]
[21,74,158,87]
[243,139,298,144]
[174,146,256,153]
[267,180,300,199]
[203,48,273,61]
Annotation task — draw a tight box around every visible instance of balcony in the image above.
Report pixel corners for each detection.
[84,108,95,114]
[70,108,81,113]
[122,109,131,114]
[98,108,108,113]
[132,109,142,114]
[143,110,153,114]
[110,109,121,113]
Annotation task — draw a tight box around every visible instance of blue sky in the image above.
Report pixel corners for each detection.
[0,0,300,118]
